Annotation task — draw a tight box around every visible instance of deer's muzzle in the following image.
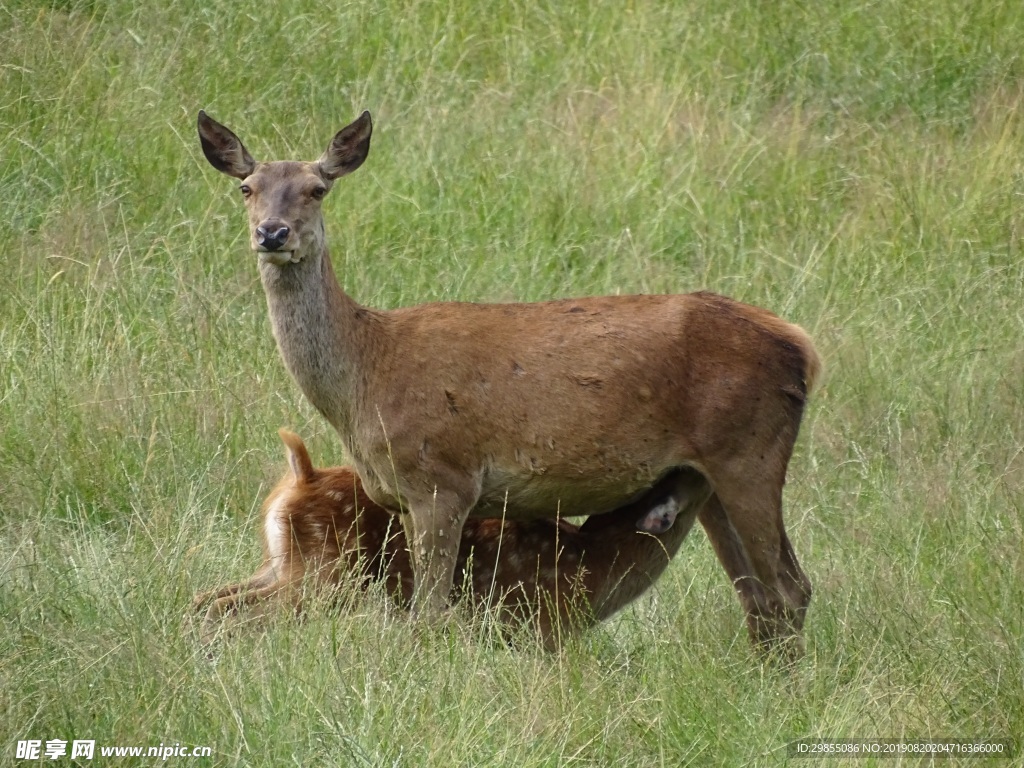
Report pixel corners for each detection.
[255,221,291,251]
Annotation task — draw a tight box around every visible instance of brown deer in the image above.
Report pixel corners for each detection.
[197,110,821,654]
[193,429,712,648]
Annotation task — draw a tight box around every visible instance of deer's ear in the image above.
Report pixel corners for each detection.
[278,428,315,483]
[197,110,257,180]
[317,111,372,180]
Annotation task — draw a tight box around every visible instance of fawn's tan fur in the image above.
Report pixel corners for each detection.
[197,110,821,652]
[194,430,711,647]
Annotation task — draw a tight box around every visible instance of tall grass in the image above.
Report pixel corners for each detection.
[2,0,1021,765]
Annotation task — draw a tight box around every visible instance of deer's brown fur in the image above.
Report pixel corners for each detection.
[193,430,711,647]
[197,110,821,653]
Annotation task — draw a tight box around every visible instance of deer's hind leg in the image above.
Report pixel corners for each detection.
[699,496,771,642]
[699,474,811,657]
[193,567,302,645]
[192,567,272,613]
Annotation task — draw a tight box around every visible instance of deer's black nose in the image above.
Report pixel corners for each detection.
[255,222,291,251]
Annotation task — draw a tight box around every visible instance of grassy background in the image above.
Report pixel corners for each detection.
[2,0,1022,765]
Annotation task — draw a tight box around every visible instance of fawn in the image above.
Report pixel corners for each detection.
[194,429,712,648]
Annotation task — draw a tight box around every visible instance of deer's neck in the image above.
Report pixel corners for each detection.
[258,246,377,433]
[585,513,694,621]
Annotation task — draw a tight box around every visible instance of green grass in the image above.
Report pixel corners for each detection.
[2,0,1022,765]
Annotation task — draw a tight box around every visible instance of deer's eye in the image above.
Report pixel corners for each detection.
[239,184,252,198]
[311,186,327,200]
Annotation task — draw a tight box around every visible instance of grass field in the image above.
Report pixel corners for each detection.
[2,0,1022,765]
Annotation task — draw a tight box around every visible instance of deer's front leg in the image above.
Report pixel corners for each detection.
[405,488,476,620]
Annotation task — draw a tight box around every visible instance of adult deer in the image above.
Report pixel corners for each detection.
[197,110,821,654]
[194,429,712,648]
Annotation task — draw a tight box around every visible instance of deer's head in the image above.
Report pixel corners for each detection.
[197,110,372,265]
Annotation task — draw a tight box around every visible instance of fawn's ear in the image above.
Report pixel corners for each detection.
[198,110,257,179]
[278,429,316,483]
[317,111,372,180]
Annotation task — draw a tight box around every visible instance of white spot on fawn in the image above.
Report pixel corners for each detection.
[637,498,681,534]
[265,494,289,564]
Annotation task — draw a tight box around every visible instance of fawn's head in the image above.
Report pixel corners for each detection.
[197,111,372,265]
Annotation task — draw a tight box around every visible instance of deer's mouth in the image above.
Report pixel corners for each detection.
[257,250,301,266]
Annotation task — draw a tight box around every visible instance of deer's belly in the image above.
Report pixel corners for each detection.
[471,467,662,521]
